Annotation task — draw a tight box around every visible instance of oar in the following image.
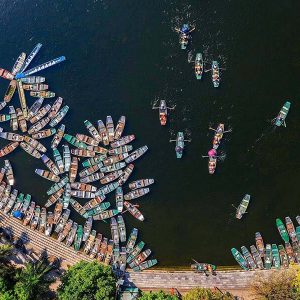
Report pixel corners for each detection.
[223,129,232,133]
[192,258,200,264]
[152,106,159,109]
[204,69,211,73]
[209,127,217,131]
[283,120,287,127]
[169,139,177,142]
[184,139,192,142]
[231,204,238,210]
[167,105,176,110]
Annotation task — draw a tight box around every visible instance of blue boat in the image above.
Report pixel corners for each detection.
[170,132,190,159]
[19,43,43,73]
[15,56,66,79]
[176,24,195,50]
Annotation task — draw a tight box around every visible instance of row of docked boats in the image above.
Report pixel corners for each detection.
[0,96,69,159]
[0,180,157,271]
[232,216,300,270]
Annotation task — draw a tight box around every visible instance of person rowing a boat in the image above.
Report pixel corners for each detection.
[175,24,195,35]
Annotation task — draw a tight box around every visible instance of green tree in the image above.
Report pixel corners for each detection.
[250,269,298,300]
[57,260,116,300]
[0,245,17,296]
[138,291,178,300]
[183,288,234,300]
[14,257,57,300]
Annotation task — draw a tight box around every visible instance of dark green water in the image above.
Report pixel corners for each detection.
[0,0,300,266]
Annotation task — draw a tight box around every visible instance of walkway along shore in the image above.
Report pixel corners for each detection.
[0,210,271,294]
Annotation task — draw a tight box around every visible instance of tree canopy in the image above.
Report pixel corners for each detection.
[57,260,116,300]
[138,291,178,300]
[183,287,234,300]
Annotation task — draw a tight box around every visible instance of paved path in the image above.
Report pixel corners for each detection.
[0,211,270,293]
[0,211,93,266]
[124,269,269,292]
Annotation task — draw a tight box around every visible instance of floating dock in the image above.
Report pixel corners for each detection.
[15,56,66,79]
[20,43,43,73]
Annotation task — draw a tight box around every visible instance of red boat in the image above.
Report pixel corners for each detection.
[0,68,14,80]
[159,100,167,126]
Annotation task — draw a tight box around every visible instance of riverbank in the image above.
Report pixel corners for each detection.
[0,210,267,300]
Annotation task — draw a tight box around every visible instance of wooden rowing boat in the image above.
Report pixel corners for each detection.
[51,124,65,149]
[49,105,69,127]
[124,188,149,200]
[235,194,250,219]
[212,61,220,87]
[31,128,56,139]
[69,157,78,183]
[76,133,98,146]
[49,97,63,119]
[123,201,144,221]
[84,120,101,142]
[30,91,55,98]
[29,104,51,124]
[114,116,126,140]
[63,144,71,172]
[106,116,115,142]
[97,120,108,145]
[23,136,46,152]
[35,169,60,182]
[194,53,203,79]
[0,142,19,157]
[16,108,27,132]
[110,135,135,148]
[41,154,60,175]
[4,80,17,102]
[20,142,42,159]
[45,188,64,208]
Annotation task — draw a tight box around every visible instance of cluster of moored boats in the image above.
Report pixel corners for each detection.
[0,163,155,271]
[0,43,158,271]
[232,216,300,270]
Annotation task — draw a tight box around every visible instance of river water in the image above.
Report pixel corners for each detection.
[0,0,300,267]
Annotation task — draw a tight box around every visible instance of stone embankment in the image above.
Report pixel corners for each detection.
[0,210,268,297]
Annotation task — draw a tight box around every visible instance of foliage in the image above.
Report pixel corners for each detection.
[138,290,178,300]
[0,245,13,266]
[183,288,234,300]
[57,260,116,300]
[250,269,298,300]
[14,258,56,300]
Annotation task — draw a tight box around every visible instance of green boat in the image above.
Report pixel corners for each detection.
[191,261,216,273]
[264,244,272,269]
[274,101,291,127]
[296,226,300,242]
[20,194,31,214]
[127,241,145,263]
[47,176,69,195]
[241,246,256,270]
[194,53,203,80]
[132,259,157,272]
[271,244,280,269]
[126,228,138,253]
[231,248,249,270]
[276,218,289,243]
[63,134,87,149]
[92,209,119,221]
[53,148,64,174]
[84,202,110,218]
[11,193,24,213]
[82,155,106,168]
[278,244,289,268]
[74,225,83,251]
[235,194,250,219]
